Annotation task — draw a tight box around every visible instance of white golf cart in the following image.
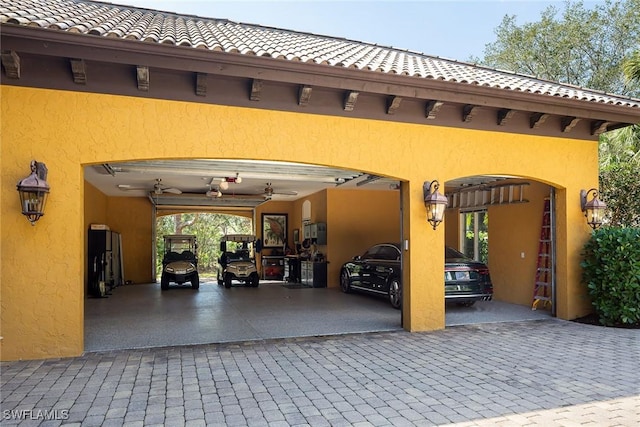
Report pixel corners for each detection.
[217,234,260,288]
[160,234,199,290]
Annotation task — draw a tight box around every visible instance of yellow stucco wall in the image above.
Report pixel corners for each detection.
[327,189,401,286]
[1,86,597,360]
[106,197,154,285]
[488,182,552,306]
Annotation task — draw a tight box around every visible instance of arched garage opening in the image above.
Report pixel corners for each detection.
[83,159,406,351]
[443,175,557,325]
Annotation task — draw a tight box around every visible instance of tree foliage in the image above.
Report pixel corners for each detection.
[598,123,640,227]
[477,0,640,227]
[624,51,640,83]
[477,0,640,97]
[156,213,252,276]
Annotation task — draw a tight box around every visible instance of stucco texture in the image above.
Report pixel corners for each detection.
[1,86,597,360]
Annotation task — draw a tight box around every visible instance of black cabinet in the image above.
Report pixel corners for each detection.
[284,256,301,283]
[87,227,123,297]
[301,261,327,288]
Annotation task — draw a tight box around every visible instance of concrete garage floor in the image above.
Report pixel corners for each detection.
[84,280,552,352]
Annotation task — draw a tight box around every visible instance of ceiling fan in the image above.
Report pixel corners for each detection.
[118,178,182,195]
[205,183,222,198]
[263,182,298,200]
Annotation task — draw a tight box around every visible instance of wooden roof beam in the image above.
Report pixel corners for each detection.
[462,105,479,122]
[590,120,611,136]
[386,96,402,115]
[497,109,515,126]
[70,58,87,84]
[250,79,262,101]
[298,85,312,106]
[1,50,20,79]
[136,65,149,91]
[344,90,359,111]
[530,112,549,129]
[561,116,580,133]
[425,100,443,119]
[195,72,207,96]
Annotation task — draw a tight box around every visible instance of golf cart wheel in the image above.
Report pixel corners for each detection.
[191,273,200,290]
[161,275,169,291]
[224,273,233,289]
[249,273,259,287]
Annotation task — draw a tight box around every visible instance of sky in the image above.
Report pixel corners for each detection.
[111,0,606,61]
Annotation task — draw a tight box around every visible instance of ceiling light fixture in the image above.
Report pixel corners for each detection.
[206,187,222,198]
[219,173,242,190]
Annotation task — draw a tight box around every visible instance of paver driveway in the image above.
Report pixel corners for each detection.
[2,319,638,426]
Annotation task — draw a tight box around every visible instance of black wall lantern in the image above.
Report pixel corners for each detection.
[580,188,606,230]
[16,160,50,225]
[423,180,448,230]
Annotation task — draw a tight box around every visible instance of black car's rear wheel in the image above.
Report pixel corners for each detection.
[340,270,351,293]
[388,278,402,309]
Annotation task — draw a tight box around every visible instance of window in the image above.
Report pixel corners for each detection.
[460,211,488,263]
[378,245,400,261]
[363,246,382,259]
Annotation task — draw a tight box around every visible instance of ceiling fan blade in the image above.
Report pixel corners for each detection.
[118,184,146,191]
[273,190,298,196]
[262,182,297,197]
[163,188,183,194]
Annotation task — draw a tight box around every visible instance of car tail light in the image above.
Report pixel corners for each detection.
[478,268,493,292]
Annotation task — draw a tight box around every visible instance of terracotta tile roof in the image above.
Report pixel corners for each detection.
[2,0,640,109]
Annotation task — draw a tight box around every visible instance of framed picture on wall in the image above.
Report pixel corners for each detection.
[262,213,288,248]
[293,229,300,244]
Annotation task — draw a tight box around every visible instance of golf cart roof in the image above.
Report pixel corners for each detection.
[221,234,256,242]
[163,235,196,241]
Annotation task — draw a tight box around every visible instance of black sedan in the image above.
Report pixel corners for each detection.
[340,243,493,309]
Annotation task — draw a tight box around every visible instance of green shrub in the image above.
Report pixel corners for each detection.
[581,227,640,326]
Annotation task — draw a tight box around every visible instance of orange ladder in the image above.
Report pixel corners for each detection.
[532,198,552,310]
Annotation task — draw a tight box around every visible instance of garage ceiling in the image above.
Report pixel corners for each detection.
[84,159,403,209]
[84,159,514,209]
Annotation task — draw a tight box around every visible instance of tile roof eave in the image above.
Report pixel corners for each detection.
[2,22,640,126]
